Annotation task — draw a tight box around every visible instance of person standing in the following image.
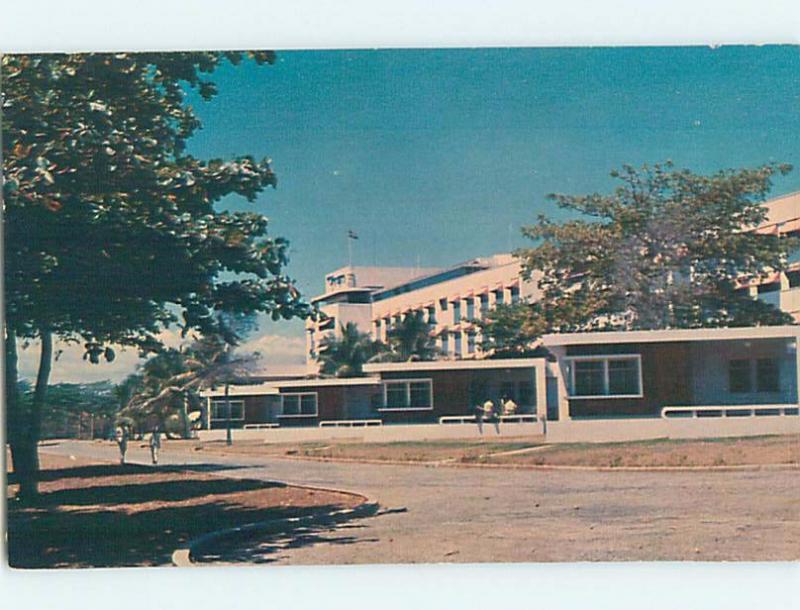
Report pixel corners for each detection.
[149,424,162,465]
[115,425,129,465]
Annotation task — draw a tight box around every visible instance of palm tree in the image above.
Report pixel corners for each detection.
[317,322,385,377]
[118,313,260,445]
[383,312,439,361]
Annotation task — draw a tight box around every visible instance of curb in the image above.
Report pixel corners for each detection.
[171,499,380,567]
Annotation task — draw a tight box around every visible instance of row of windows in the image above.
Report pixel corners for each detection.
[566,355,784,399]
[373,287,521,333]
[210,382,436,419]
[729,358,781,393]
[210,393,319,420]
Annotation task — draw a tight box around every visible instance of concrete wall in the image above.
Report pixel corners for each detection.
[689,338,798,406]
[545,415,800,443]
[198,420,545,444]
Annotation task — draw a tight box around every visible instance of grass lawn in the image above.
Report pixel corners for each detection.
[191,438,543,463]
[6,452,363,568]
[188,434,800,468]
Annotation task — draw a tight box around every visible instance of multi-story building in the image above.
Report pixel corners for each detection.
[748,191,800,320]
[306,254,541,370]
[306,191,800,372]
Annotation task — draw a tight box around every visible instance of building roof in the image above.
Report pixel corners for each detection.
[542,325,800,347]
[363,357,544,373]
[200,376,382,397]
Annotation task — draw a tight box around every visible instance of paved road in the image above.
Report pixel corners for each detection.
[42,440,800,563]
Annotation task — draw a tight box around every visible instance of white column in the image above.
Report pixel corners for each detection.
[549,346,571,421]
[796,336,800,406]
[534,360,547,420]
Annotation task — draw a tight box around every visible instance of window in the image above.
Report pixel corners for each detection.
[440,334,449,355]
[210,399,245,421]
[510,286,520,304]
[467,332,476,354]
[574,361,605,396]
[465,298,475,321]
[381,379,433,410]
[452,300,461,323]
[439,298,448,311]
[568,355,642,398]
[427,306,436,325]
[518,381,533,405]
[729,359,752,393]
[454,332,462,357]
[281,392,318,417]
[495,289,504,305]
[480,294,489,316]
[757,358,780,392]
[608,358,640,395]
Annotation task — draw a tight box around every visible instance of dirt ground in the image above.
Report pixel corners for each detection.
[185,434,800,468]
[6,452,363,568]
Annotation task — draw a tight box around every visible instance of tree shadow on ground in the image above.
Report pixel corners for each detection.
[7,468,366,569]
[7,463,249,485]
[192,505,388,565]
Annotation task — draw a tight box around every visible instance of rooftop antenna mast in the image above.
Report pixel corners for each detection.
[347,229,359,267]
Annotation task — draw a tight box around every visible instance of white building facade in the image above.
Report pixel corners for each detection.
[305,254,541,371]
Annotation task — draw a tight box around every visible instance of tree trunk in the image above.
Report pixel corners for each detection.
[5,326,32,499]
[14,328,53,500]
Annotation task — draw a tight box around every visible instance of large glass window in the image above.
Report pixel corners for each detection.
[382,380,433,410]
[757,358,780,392]
[281,393,318,416]
[729,359,752,393]
[608,358,640,395]
[573,361,605,396]
[569,356,642,398]
[210,399,245,421]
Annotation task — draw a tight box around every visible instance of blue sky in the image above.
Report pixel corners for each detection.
[25,46,800,382]
[184,45,800,345]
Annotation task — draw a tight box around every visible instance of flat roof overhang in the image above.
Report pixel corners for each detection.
[363,357,544,373]
[542,325,800,348]
[200,376,383,397]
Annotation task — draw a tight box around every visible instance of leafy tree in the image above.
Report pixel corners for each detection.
[475,302,544,356]
[512,162,798,340]
[3,52,311,499]
[317,322,385,377]
[18,381,117,440]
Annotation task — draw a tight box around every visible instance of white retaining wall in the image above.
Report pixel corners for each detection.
[198,421,545,444]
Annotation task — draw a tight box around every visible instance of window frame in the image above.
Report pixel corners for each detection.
[379,378,434,412]
[279,392,319,418]
[210,399,246,421]
[565,354,643,399]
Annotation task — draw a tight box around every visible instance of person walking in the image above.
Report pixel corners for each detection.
[115,425,129,465]
[474,402,486,434]
[149,424,162,465]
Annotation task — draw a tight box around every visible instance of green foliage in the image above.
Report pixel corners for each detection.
[475,302,545,356]
[514,162,798,334]
[3,51,310,355]
[17,381,117,439]
[317,322,385,377]
[383,312,440,361]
